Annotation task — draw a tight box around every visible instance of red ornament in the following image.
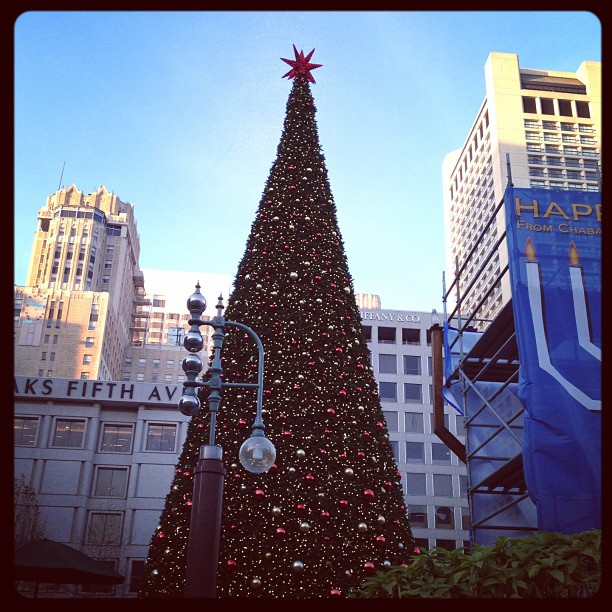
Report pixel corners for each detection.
[305,474,315,483]
[321,511,330,520]
[375,536,386,546]
[238,419,247,427]
[254,489,265,497]
[363,489,374,499]
[339,499,349,507]
[376,421,384,428]
[384,481,392,488]
[297,503,306,512]
[335,347,342,353]
[157,532,165,538]
[283,430,292,437]
[227,560,237,571]
[413,547,421,555]
[357,451,365,458]
[276,527,286,536]
[339,390,346,396]
[327,408,336,415]
[330,589,342,596]
[364,562,375,572]
[281,45,323,84]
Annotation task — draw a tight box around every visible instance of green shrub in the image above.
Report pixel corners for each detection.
[348,530,601,598]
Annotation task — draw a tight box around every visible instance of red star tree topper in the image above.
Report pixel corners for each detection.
[281,44,322,83]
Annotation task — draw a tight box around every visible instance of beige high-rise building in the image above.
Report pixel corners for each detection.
[442,52,601,325]
[14,185,229,382]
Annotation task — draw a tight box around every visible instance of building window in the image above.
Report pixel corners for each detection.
[404,383,422,403]
[85,337,94,347]
[576,101,590,118]
[378,382,397,401]
[378,354,397,374]
[456,415,467,436]
[459,475,469,496]
[406,441,425,464]
[407,505,428,528]
[404,412,424,433]
[461,506,471,530]
[166,360,174,369]
[540,98,554,115]
[83,354,92,365]
[129,560,146,593]
[414,538,429,550]
[52,419,86,448]
[390,440,399,463]
[435,506,455,529]
[138,358,146,368]
[151,374,158,383]
[41,351,47,361]
[433,474,453,497]
[401,328,420,345]
[86,512,123,546]
[99,424,134,454]
[80,372,90,380]
[403,355,421,375]
[152,359,160,368]
[145,423,177,452]
[405,472,427,495]
[522,96,537,113]
[93,467,129,498]
[361,325,372,342]
[165,374,173,383]
[377,326,396,344]
[558,99,572,117]
[137,373,145,382]
[431,443,452,465]
[382,411,398,432]
[436,539,456,551]
[14,417,39,446]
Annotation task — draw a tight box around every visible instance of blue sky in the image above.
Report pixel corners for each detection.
[13,10,601,312]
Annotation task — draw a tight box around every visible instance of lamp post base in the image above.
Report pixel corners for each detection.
[184,445,225,598]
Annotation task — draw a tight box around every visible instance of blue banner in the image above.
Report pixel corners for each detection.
[504,186,601,534]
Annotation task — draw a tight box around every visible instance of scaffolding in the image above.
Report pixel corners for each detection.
[431,196,538,548]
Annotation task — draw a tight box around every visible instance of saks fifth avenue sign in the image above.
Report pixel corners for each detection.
[361,311,420,323]
[14,376,181,406]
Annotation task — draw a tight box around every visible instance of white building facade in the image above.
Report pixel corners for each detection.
[14,305,469,598]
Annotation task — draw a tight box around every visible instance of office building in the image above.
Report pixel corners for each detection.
[442,52,601,324]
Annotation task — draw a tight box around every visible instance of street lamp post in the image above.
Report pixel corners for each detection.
[178,282,276,598]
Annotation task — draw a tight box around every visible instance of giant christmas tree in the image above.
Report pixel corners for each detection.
[139,45,414,599]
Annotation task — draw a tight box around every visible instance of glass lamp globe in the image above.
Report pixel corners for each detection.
[186,287,207,315]
[178,393,200,416]
[239,434,276,473]
[182,353,203,376]
[184,331,204,353]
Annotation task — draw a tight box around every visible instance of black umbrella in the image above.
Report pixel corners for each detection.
[14,539,124,596]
